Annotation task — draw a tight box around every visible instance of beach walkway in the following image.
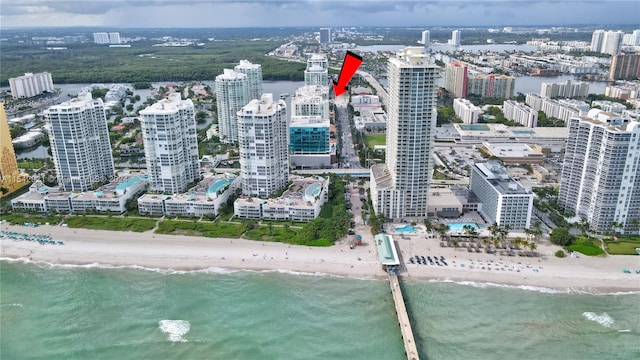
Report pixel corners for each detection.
[388,273,419,360]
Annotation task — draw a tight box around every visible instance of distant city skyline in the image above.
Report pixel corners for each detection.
[1,1,639,28]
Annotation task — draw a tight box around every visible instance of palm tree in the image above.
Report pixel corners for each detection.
[531,221,543,243]
[463,224,474,242]
[424,218,433,232]
[529,242,537,256]
[579,217,590,239]
[436,223,450,241]
[513,236,523,250]
[610,221,622,240]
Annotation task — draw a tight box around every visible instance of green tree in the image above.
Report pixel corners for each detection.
[550,227,575,246]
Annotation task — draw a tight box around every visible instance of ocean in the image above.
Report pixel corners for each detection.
[1,260,639,360]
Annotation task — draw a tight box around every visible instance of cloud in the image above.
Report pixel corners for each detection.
[1,0,639,28]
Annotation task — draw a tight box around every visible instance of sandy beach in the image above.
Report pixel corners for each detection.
[1,223,639,293]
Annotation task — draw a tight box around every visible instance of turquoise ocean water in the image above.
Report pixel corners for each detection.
[1,260,639,360]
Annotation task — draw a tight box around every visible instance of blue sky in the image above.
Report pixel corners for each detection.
[1,0,639,28]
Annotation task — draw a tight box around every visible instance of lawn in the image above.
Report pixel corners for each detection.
[0,213,63,226]
[65,216,157,232]
[243,225,301,242]
[155,220,247,238]
[606,241,640,255]
[364,134,386,149]
[568,237,605,256]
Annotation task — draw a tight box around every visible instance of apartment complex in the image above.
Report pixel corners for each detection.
[304,54,329,86]
[590,30,623,55]
[450,30,461,46]
[421,30,430,52]
[370,47,438,221]
[525,94,589,124]
[503,100,538,127]
[234,176,329,222]
[319,28,332,44]
[234,60,263,102]
[9,72,54,99]
[453,98,483,124]
[93,32,120,44]
[139,93,200,194]
[444,62,468,98]
[591,100,627,113]
[237,94,289,198]
[215,69,248,143]
[45,94,114,191]
[467,74,515,99]
[469,161,534,230]
[609,53,640,81]
[0,104,25,197]
[559,111,640,234]
[291,85,330,118]
[289,115,332,169]
[540,80,589,98]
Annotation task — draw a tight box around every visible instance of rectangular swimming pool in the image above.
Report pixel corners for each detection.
[447,223,481,232]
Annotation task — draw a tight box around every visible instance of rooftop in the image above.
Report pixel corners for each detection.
[375,234,400,266]
[140,93,193,114]
[474,161,531,195]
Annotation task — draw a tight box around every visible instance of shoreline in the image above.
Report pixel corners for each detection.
[1,224,639,294]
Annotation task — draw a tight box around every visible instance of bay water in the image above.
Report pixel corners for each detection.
[1,260,639,359]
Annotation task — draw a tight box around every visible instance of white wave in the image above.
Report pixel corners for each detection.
[427,279,567,294]
[426,279,640,295]
[159,320,190,342]
[618,329,632,333]
[0,303,23,307]
[244,268,379,281]
[582,312,615,328]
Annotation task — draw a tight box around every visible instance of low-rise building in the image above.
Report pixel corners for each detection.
[427,188,463,218]
[234,176,329,222]
[591,100,627,113]
[11,176,146,213]
[481,142,544,165]
[137,175,240,217]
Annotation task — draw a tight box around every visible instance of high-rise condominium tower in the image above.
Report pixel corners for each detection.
[590,29,605,52]
[559,111,640,234]
[444,62,468,98]
[370,47,438,221]
[215,69,248,143]
[304,54,329,87]
[237,94,289,198]
[45,93,114,191]
[139,93,200,194]
[234,60,263,102]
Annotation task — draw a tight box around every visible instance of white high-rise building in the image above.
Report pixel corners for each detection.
[450,30,461,46]
[601,31,623,55]
[559,111,640,234]
[304,54,329,86]
[370,47,438,221]
[291,85,330,118]
[93,32,110,44]
[9,72,54,99]
[502,100,538,127]
[234,60,263,102]
[540,80,589,98]
[108,32,120,44]
[453,98,483,124]
[421,30,430,52]
[470,161,534,230]
[237,94,289,198]
[215,69,248,143]
[139,93,199,194]
[45,93,114,191]
[590,29,605,52]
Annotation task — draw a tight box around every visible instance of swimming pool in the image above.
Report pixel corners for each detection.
[447,223,481,232]
[206,178,233,198]
[396,224,418,233]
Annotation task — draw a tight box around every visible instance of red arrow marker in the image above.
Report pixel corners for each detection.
[333,51,363,97]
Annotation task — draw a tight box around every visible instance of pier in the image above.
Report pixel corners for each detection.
[388,273,419,360]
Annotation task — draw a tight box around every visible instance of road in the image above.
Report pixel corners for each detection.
[356,70,388,108]
[334,93,362,170]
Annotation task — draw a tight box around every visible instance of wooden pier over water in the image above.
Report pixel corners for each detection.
[388,273,419,360]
